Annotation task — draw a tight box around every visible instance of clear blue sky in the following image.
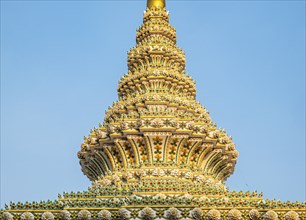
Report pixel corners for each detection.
[1,0,305,208]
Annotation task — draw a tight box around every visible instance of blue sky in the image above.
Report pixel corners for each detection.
[1,0,305,208]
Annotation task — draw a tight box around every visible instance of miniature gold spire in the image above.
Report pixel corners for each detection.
[147,0,166,8]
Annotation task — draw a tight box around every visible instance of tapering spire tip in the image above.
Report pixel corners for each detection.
[147,0,166,9]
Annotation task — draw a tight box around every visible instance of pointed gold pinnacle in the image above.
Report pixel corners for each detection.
[147,0,166,8]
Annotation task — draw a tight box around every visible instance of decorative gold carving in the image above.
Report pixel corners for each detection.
[2,1,304,219]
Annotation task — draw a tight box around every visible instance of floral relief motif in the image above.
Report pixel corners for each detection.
[170,169,179,176]
[151,119,164,128]
[3,212,14,220]
[207,209,221,220]
[77,210,91,220]
[140,207,156,220]
[153,168,165,177]
[284,211,299,220]
[263,210,278,220]
[41,212,55,220]
[228,209,242,220]
[59,210,71,220]
[118,208,131,219]
[249,209,260,220]
[97,210,112,220]
[190,208,202,220]
[165,208,181,219]
[21,212,35,220]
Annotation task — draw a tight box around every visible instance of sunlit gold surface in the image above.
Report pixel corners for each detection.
[147,0,165,8]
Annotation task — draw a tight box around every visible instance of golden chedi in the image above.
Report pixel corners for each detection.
[1,1,305,220]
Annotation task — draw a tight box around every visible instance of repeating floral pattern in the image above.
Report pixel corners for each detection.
[2,207,305,220]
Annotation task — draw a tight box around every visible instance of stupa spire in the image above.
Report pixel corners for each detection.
[77,0,238,185]
[2,1,305,219]
[147,0,166,8]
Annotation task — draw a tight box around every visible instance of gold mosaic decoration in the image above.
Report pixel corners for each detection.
[2,0,305,219]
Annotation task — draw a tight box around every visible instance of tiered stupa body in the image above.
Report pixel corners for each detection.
[77,0,238,188]
[2,1,305,220]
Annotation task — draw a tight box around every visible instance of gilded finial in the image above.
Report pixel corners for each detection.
[147,0,166,8]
